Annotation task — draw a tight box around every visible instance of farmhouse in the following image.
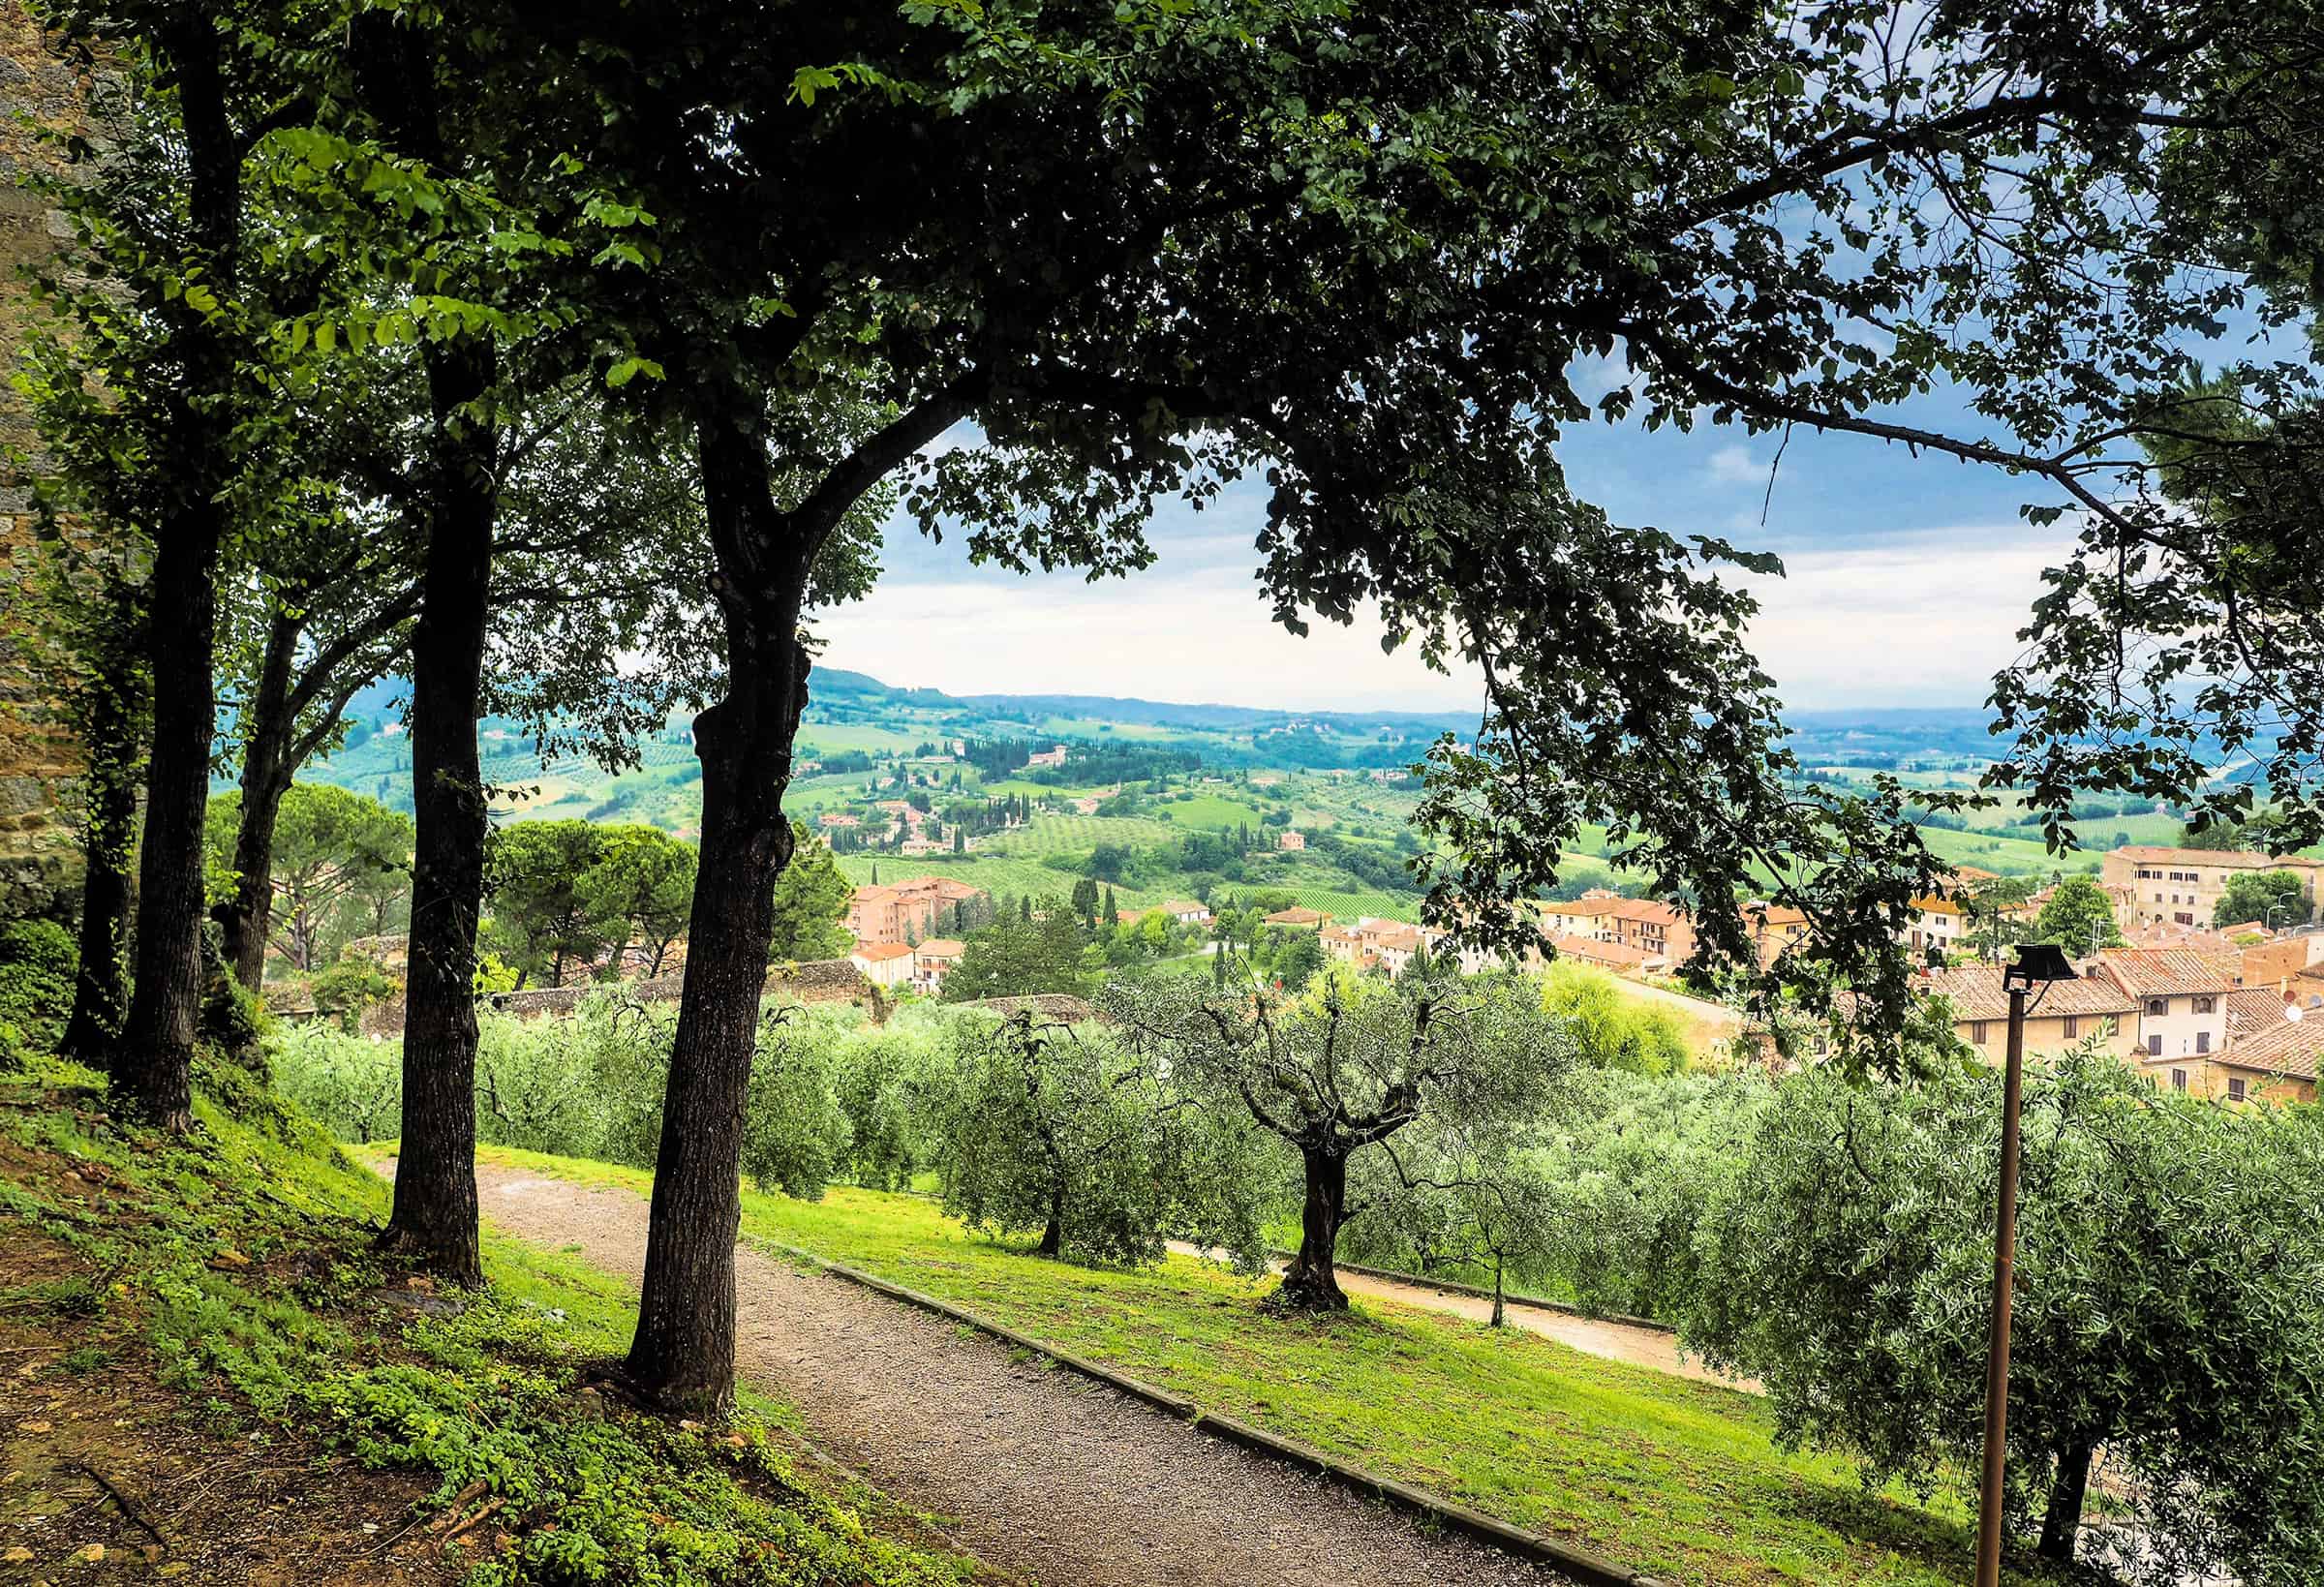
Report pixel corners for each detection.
[1024,745,1068,769]
[1276,829,1306,851]
[1264,906,1328,931]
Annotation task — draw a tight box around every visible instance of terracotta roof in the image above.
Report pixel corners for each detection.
[851,941,915,962]
[2111,845,2323,870]
[1548,933,1653,968]
[2215,1013,2324,1081]
[1920,964,2137,1023]
[1602,898,1687,926]
[1911,895,1968,916]
[914,938,965,959]
[1265,907,1328,925]
[1160,900,1210,916]
[1372,925,1424,952]
[1748,902,1810,929]
[1539,896,1623,919]
[1320,926,1361,943]
[2226,987,2300,1039]
[2092,948,2240,998]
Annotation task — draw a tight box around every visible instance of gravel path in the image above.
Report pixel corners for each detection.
[441,1159,1567,1587]
[1167,1244,1754,1390]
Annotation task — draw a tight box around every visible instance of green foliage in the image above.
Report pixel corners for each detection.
[207,782,414,975]
[1537,961,1692,1076]
[0,1051,969,1587]
[484,819,624,989]
[739,1020,852,1201]
[767,826,852,962]
[308,959,401,1030]
[939,900,1091,1002]
[1686,1055,2324,1581]
[2032,875,2125,954]
[2214,868,2311,929]
[931,1013,1270,1270]
[0,919,76,1053]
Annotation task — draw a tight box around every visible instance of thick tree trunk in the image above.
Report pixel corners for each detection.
[61,655,142,1065]
[1277,1146,1351,1310]
[1038,1182,1066,1258]
[378,337,498,1288]
[626,423,813,1414]
[113,520,219,1129]
[2038,1439,2094,1563]
[218,609,300,991]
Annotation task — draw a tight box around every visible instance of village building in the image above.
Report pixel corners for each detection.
[1746,901,1811,969]
[847,940,916,989]
[2098,844,2324,931]
[1024,745,1068,769]
[1539,891,1695,968]
[817,812,860,829]
[1901,894,1969,959]
[1919,963,2141,1062]
[845,875,987,945]
[2085,948,2240,1065]
[1156,900,1212,926]
[1276,829,1306,851]
[2239,931,2324,992]
[1264,906,1328,931]
[911,938,965,994]
[1545,933,1660,978]
[2175,1009,2322,1105]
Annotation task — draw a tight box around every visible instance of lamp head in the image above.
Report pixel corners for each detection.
[2003,942,2079,993]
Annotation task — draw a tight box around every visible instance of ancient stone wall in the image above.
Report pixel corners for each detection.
[0,9,99,920]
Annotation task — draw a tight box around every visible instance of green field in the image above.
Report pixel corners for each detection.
[979,812,1183,856]
[487,1145,2026,1587]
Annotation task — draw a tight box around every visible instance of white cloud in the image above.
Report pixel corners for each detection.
[1706,443,1765,484]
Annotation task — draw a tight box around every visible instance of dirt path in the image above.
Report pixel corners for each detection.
[429,1159,1564,1587]
[1177,1250,1752,1390]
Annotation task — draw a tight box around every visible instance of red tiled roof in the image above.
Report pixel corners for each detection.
[851,941,914,961]
[2111,845,2324,870]
[2226,987,2297,1038]
[1548,933,1653,968]
[915,938,965,959]
[1266,907,1328,925]
[2091,948,2240,998]
[1920,964,2137,1023]
[1160,900,1210,916]
[2216,1013,2324,1082]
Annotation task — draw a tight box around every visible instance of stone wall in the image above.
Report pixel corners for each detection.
[482,959,876,1023]
[0,9,99,921]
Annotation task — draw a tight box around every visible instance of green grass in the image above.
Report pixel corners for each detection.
[483,1146,2026,1587]
[0,1055,974,1587]
[978,813,1183,855]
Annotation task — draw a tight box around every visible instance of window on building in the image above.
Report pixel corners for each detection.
[2145,997,2169,1017]
[2196,1030,2212,1054]
[1970,1022,1989,1045]
[2172,1068,2187,1091]
[2176,912,2195,926]
[2193,995,2215,1014]
[2228,1077,2248,1102]
[2148,1034,2164,1056]
[2062,1017,2079,1039]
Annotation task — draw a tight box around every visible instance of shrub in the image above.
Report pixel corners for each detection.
[0,918,76,1052]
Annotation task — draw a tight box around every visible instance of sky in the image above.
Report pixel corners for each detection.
[809,370,2076,717]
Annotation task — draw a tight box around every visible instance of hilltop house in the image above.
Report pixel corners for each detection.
[911,938,965,994]
[1157,900,1212,926]
[1540,891,1697,968]
[1276,829,1306,851]
[1024,745,1068,769]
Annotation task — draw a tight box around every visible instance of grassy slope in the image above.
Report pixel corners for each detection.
[482,1146,2025,1587]
[0,1057,978,1587]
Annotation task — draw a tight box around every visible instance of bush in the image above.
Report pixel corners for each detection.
[0,918,76,1052]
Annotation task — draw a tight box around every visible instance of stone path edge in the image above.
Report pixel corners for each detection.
[752,1236,1674,1587]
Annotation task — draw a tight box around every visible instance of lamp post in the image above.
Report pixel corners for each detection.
[1974,942,2079,1587]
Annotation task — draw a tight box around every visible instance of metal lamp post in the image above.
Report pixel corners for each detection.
[1974,941,2080,1587]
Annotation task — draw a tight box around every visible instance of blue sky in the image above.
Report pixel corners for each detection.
[811,371,2076,717]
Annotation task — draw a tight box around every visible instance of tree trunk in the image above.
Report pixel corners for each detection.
[61,652,143,1066]
[1491,1264,1507,1328]
[1277,1146,1350,1310]
[112,16,236,1131]
[113,519,219,1130]
[378,335,498,1288]
[218,609,300,991]
[1039,1182,1066,1258]
[2038,1438,2094,1563]
[625,422,813,1414]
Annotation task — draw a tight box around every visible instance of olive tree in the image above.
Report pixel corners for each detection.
[1686,1053,2324,1581]
[1114,970,1570,1310]
[933,1011,1269,1271]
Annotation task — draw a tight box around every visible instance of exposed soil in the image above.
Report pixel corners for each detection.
[0,1225,451,1587]
[442,1159,1568,1587]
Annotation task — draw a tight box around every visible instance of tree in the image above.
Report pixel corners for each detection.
[483,820,615,989]
[764,826,852,962]
[938,904,1091,1004]
[934,1012,1267,1268]
[1687,1056,2324,1581]
[1342,1110,1566,1328]
[205,783,413,977]
[577,826,697,978]
[2034,875,2124,956]
[1114,971,1568,1310]
[2214,870,2310,931]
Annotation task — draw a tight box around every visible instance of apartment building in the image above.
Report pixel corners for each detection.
[911,938,965,995]
[1902,894,1969,959]
[848,940,916,989]
[2099,845,2324,931]
[1540,890,1697,967]
[2086,948,2239,1066]
[845,876,987,945]
[1921,963,2141,1061]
